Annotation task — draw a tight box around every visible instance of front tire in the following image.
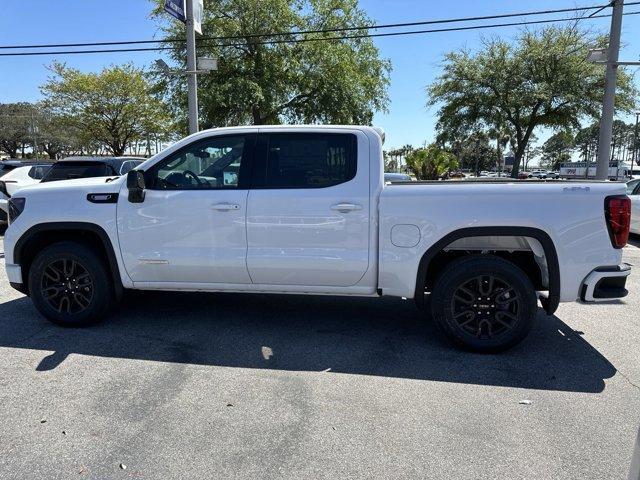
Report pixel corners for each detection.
[430,255,538,353]
[29,241,113,326]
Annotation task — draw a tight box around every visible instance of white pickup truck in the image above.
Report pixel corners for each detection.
[2,126,633,351]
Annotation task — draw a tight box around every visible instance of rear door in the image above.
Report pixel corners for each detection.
[246,130,370,286]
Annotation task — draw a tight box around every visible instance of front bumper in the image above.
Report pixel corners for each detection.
[580,264,631,302]
[5,264,26,295]
[5,263,23,284]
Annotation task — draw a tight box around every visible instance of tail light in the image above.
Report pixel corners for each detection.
[605,195,631,249]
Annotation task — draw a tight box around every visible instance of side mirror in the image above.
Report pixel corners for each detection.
[127,170,146,203]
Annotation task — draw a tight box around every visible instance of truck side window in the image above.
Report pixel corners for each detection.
[147,135,246,190]
[263,133,357,188]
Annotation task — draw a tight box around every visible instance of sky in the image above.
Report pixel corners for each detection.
[1,0,639,154]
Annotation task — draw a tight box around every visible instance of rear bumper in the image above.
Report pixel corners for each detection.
[580,264,631,302]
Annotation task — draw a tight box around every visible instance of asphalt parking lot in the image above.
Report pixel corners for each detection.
[1,229,640,480]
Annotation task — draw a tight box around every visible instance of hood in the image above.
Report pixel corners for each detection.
[16,176,125,196]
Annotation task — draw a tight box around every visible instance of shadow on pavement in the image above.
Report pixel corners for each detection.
[628,234,640,249]
[0,291,616,393]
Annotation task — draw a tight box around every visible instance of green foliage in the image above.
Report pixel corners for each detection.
[574,123,599,161]
[405,144,459,180]
[0,103,34,157]
[437,128,497,174]
[573,120,638,164]
[41,62,170,156]
[427,26,638,177]
[540,130,573,170]
[151,0,391,132]
[384,144,413,172]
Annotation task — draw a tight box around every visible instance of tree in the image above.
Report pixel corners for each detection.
[540,130,573,170]
[0,103,35,158]
[41,62,170,156]
[405,144,459,180]
[574,123,599,163]
[437,127,496,174]
[427,26,637,178]
[610,119,633,162]
[151,0,391,131]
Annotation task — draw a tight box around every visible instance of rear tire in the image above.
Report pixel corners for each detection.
[430,255,538,353]
[29,241,113,327]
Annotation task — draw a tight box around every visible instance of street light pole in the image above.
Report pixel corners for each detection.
[185,0,198,134]
[595,0,624,180]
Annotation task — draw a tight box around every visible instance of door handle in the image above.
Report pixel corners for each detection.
[330,203,362,213]
[210,203,240,211]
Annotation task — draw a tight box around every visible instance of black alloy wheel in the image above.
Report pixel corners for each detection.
[29,241,114,326]
[40,258,94,314]
[450,274,520,341]
[430,255,538,352]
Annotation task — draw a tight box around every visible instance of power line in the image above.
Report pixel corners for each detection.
[1,10,639,57]
[588,1,615,17]
[1,1,639,51]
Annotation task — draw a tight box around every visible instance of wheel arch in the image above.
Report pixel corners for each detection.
[414,226,560,314]
[14,222,124,300]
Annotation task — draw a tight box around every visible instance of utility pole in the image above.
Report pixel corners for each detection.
[185,0,198,134]
[595,0,624,180]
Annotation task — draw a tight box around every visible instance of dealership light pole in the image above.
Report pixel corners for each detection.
[185,0,198,134]
[594,0,624,180]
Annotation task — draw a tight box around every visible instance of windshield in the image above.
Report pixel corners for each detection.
[41,162,114,183]
[0,165,17,177]
[627,179,640,195]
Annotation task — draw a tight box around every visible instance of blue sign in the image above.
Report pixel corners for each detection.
[164,0,186,23]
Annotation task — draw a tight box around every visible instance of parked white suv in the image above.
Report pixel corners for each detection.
[3,126,632,351]
[0,164,51,222]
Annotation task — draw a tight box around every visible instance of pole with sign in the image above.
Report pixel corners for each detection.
[163,0,200,134]
[164,0,186,22]
[595,0,623,180]
[185,0,198,134]
[193,0,203,35]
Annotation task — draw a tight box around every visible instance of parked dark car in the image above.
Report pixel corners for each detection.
[40,157,145,183]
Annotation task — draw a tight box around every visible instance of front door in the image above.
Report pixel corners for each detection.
[246,130,370,287]
[117,133,255,285]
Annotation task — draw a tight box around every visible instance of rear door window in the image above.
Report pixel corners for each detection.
[258,133,357,188]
